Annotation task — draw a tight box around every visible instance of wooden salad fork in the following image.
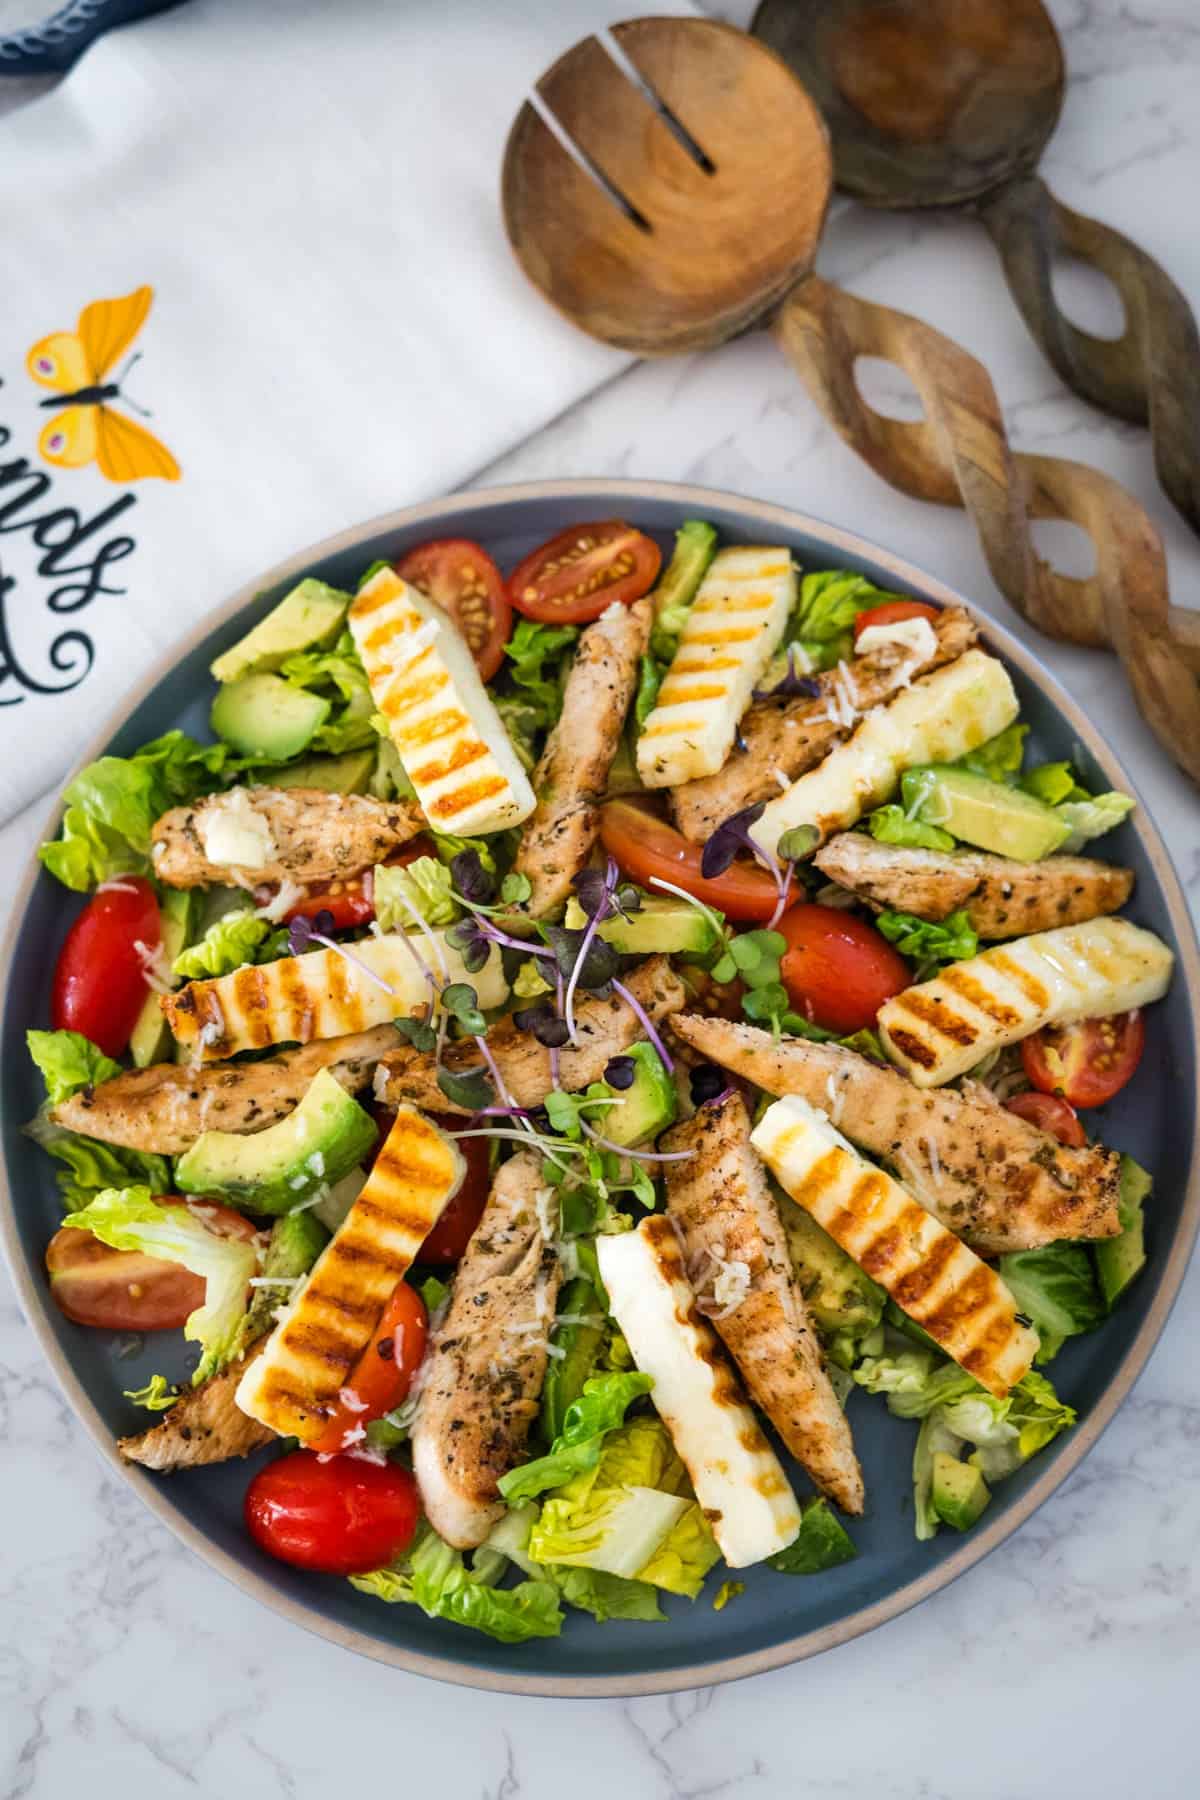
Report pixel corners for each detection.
[502,16,1200,785]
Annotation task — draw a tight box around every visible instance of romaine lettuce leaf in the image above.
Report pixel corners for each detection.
[497,1370,652,1504]
[648,519,718,664]
[62,1186,256,1384]
[502,619,580,728]
[876,908,978,967]
[786,571,902,669]
[26,1116,171,1213]
[39,731,232,891]
[276,629,378,755]
[551,1566,664,1622]
[866,806,956,853]
[768,1497,857,1573]
[172,909,285,979]
[996,1242,1105,1363]
[351,1522,563,1643]
[1020,760,1079,806]
[1057,791,1135,851]
[374,856,460,931]
[27,1029,120,1105]
[954,723,1028,785]
[634,654,662,730]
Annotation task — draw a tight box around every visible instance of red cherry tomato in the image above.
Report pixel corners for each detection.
[51,876,161,1056]
[270,840,432,931]
[394,538,512,681]
[307,1280,428,1455]
[244,1450,421,1575]
[46,1200,258,1331]
[1003,1090,1088,1147]
[1021,1011,1145,1109]
[507,521,661,624]
[777,902,912,1035]
[853,600,940,644]
[599,800,780,924]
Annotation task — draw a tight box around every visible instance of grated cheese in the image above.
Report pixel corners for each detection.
[255,877,306,923]
[133,937,176,996]
[337,1386,369,1413]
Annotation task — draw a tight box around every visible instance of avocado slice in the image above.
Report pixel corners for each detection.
[243,1210,329,1339]
[778,1194,885,1353]
[650,519,718,642]
[562,894,720,959]
[901,764,1071,861]
[129,889,195,1069]
[210,672,331,761]
[267,749,376,794]
[592,1042,677,1147]
[932,1451,991,1530]
[174,1069,377,1215]
[1095,1154,1151,1307]
[210,578,348,684]
[540,1276,607,1442]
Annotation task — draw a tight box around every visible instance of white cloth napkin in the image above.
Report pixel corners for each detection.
[0,0,692,826]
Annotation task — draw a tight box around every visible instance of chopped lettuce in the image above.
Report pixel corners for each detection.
[785,570,902,669]
[529,1415,720,1600]
[502,619,580,729]
[866,806,956,853]
[648,519,718,664]
[1020,760,1078,806]
[634,654,662,730]
[38,731,231,891]
[275,629,377,755]
[498,1371,652,1504]
[123,1374,178,1411]
[351,1521,563,1643]
[62,1186,256,1385]
[172,909,284,979]
[1057,791,1135,851]
[876,908,978,967]
[493,696,542,771]
[374,856,460,931]
[26,1117,171,1213]
[996,1243,1105,1363]
[954,723,1028,786]
[768,1497,857,1574]
[27,1029,119,1106]
[552,1566,664,1622]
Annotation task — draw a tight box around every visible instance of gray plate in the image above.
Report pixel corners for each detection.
[2,480,1197,1697]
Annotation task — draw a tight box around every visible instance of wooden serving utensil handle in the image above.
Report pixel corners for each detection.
[978,173,1200,538]
[771,274,1200,785]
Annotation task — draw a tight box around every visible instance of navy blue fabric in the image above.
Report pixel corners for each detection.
[0,0,187,74]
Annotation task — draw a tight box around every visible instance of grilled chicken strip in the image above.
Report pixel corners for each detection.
[376,955,685,1113]
[412,1151,560,1548]
[151,787,425,888]
[119,1341,274,1472]
[673,1015,1121,1254]
[664,1094,864,1514]
[51,1024,399,1155]
[514,599,651,917]
[672,606,976,843]
[814,834,1134,939]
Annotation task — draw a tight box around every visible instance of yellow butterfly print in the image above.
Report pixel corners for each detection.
[26,285,181,483]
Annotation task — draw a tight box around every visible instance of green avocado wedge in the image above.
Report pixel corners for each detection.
[174,1070,377,1215]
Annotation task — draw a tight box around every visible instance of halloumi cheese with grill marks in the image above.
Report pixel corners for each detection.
[349,567,534,836]
[162,930,507,1060]
[597,1217,802,1567]
[878,916,1173,1086]
[636,547,795,789]
[749,649,1018,859]
[235,1106,464,1442]
[751,1097,1036,1398]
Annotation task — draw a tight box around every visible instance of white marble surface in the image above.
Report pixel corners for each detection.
[3,1,1200,1795]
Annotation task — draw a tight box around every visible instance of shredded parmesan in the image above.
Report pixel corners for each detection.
[255,877,306,923]
[96,879,139,895]
[248,1274,303,1289]
[337,1386,369,1413]
[339,1422,367,1448]
[372,1064,391,1103]
[133,937,176,995]
[533,1186,559,1243]
[544,1341,566,1359]
[824,1072,846,1127]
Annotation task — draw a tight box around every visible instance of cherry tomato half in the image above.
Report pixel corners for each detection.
[308,1279,428,1455]
[1003,1090,1088,1147]
[599,799,780,924]
[777,902,911,1035]
[853,600,940,644]
[51,875,161,1057]
[507,521,661,624]
[244,1450,421,1575]
[46,1200,258,1331]
[395,538,512,681]
[270,840,432,931]
[1021,1011,1145,1109]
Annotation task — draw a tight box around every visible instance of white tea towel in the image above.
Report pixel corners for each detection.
[0,0,692,824]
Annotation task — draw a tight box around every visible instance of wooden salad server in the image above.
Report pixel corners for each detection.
[753,0,1200,539]
[502,15,1200,785]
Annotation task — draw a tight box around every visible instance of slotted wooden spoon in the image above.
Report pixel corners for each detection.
[753,0,1200,538]
[503,15,1200,784]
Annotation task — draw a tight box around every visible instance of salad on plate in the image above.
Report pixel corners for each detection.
[26,517,1173,1643]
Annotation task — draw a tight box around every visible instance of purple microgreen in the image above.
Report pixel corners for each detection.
[441,982,486,1036]
[437,1065,494,1111]
[767,858,794,931]
[689,1063,728,1106]
[603,1055,637,1090]
[612,882,641,922]
[578,1120,695,1163]
[704,1086,737,1109]
[753,646,822,702]
[571,864,613,921]
[446,915,493,976]
[287,909,335,956]
[701,804,766,879]
[450,848,496,906]
[612,976,674,1074]
[513,1000,571,1050]
[543,925,618,1037]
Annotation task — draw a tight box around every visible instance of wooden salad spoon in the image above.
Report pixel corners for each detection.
[502,15,1200,785]
[753,0,1200,539]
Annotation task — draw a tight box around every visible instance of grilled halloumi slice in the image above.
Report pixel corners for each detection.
[349,567,535,836]
[597,1217,802,1567]
[749,649,1018,859]
[751,1096,1036,1398]
[162,931,507,1061]
[235,1106,464,1442]
[878,916,1173,1086]
[636,546,794,789]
